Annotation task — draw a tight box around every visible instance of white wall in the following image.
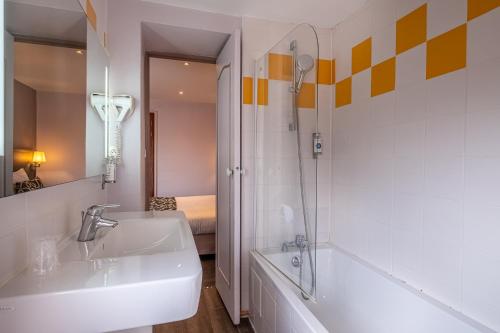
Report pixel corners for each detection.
[152,100,216,197]
[106,0,240,210]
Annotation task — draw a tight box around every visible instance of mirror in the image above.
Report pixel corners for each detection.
[1,0,109,197]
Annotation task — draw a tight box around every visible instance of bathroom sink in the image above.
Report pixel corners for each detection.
[89,217,186,259]
[0,211,202,333]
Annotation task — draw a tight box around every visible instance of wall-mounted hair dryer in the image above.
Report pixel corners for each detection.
[90,93,135,183]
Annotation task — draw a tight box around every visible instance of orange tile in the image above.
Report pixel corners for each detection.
[396,4,427,54]
[257,78,268,106]
[332,59,336,84]
[317,59,333,85]
[352,38,372,75]
[242,77,253,105]
[297,83,316,108]
[335,77,352,108]
[467,0,500,20]
[268,53,293,81]
[426,24,467,80]
[86,0,97,30]
[371,58,396,97]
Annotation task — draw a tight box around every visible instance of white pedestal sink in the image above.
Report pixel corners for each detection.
[0,211,202,333]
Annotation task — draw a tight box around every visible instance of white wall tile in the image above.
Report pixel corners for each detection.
[396,44,427,88]
[0,177,105,287]
[467,58,500,113]
[464,157,500,206]
[395,81,427,124]
[424,156,464,201]
[427,0,467,39]
[352,69,371,102]
[370,91,395,127]
[370,0,397,31]
[467,8,500,66]
[372,23,395,64]
[466,108,500,158]
[396,0,427,18]
[0,194,26,239]
[394,121,425,159]
[425,113,465,158]
[426,69,467,117]
[0,227,27,286]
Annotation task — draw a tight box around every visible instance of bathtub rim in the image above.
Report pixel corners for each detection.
[250,249,329,333]
[252,244,496,333]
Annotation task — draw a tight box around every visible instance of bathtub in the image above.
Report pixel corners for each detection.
[249,245,493,333]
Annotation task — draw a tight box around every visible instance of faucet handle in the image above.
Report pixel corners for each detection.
[86,204,120,216]
[94,204,120,209]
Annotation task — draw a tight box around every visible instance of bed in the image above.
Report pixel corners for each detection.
[150,195,216,255]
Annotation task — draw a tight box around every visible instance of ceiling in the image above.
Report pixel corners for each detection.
[6,0,86,45]
[141,0,368,28]
[15,42,86,94]
[143,23,229,58]
[149,58,216,105]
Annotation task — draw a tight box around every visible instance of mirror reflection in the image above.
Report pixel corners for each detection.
[2,0,108,197]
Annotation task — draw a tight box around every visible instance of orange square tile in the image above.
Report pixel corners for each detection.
[396,4,427,54]
[467,0,500,20]
[335,77,352,108]
[257,78,268,106]
[426,24,467,80]
[352,38,372,75]
[317,59,332,85]
[297,83,316,108]
[268,53,293,81]
[371,57,396,97]
[242,76,253,105]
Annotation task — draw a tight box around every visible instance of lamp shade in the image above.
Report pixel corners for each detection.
[32,151,46,164]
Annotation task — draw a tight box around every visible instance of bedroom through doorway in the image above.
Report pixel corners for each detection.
[146,55,217,256]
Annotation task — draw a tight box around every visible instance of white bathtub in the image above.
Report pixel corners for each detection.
[250,245,494,333]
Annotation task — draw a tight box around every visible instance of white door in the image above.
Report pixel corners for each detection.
[216,30,241,325]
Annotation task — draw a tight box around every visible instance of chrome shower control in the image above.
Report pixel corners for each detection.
[313,132,322,159]
[291,256,302,267]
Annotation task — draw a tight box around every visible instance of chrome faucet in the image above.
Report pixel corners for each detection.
[77,204,120,242]
[281,234,308,252]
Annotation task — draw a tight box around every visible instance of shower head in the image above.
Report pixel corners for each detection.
[295,54,314,92]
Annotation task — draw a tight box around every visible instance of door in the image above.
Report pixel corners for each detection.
[216,30,241,325]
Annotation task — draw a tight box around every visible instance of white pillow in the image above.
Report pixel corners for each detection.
[13,168,30,184]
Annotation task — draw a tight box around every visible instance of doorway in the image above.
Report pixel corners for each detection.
[146,55,218,256]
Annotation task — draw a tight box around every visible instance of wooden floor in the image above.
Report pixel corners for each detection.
[154,255,253,333]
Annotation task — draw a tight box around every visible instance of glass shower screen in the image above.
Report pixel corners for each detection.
[254,24,319,299]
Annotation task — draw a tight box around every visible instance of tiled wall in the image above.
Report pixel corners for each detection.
[0,177,106,287]
[330,0,500,330]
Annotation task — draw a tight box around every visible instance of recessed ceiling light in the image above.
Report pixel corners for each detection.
[76,50,84,55]
[178,91,184,95]
[184,62,189,66]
